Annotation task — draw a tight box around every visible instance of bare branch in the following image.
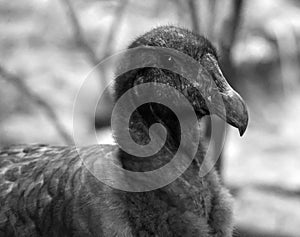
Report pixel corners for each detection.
[206,0,217,40]
[0,66,73,144]
[60,0,100,67]
[213,0,244,175]
[60,0,130,128]
[187,0,200,34]
[100,0,129,61]
[219,0,244,57]
[218,0,245,89]
[60,0,129,81]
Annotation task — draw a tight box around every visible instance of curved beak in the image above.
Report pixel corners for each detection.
[220,90,249,136]
[202,54,249,136]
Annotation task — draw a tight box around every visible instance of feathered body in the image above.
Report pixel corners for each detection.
[0,144,232,237]
[0,145,130,237]
[0,26,248,237]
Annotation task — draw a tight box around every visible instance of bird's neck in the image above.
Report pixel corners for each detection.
[115,106,217,235]
[118,105,205,174]
[117,113,212,235]
[119,106,182,172]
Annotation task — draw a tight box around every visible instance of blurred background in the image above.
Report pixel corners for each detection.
[0,0,300,236]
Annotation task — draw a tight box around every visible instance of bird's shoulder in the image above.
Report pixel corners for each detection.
[0,143,119,197]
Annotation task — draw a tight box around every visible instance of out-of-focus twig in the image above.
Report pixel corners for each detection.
[218,0,244,89]
[213,0,244,175]
[174,0,186,20]
[219,0,244,58]
[187,0,200,34]
[0,65,73,144]
[206,0,217,40]
[60,0,100,67]
[100,0,129,61]
[60,0,129,82]
[60,0,129,128]
[273,23,299,93]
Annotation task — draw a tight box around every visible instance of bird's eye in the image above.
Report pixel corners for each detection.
[161,54,177,69]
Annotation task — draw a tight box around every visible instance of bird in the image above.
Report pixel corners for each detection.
[0,26,248,237]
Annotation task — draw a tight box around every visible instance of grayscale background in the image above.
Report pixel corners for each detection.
[0,0,299,236]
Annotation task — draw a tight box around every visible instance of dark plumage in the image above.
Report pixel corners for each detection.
[0,26,248,237]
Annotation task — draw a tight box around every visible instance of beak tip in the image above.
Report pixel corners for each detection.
[223,95,249,137]
[238,114,248,137]
[239,126,246,136]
